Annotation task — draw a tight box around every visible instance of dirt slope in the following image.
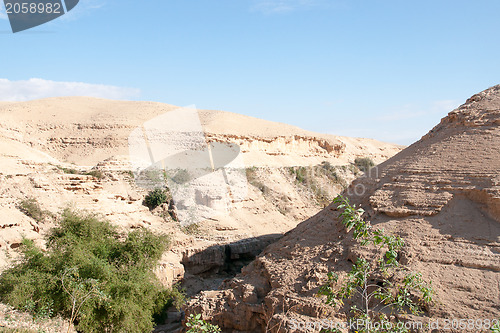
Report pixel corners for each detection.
[186,86,500,332]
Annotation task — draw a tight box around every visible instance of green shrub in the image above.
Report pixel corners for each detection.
[492,320,500,333]
[56,165,104,179]
[319,161,342,183]
[143,169,166,183]
[288,166,309,184]
[17,198,50,223]
[297,167,307,183]
[122,170,135,178]
[181,223,200,235]
[60,167,79,175]
[354,157,375,173]
[318,196,434,332]
[0,209,180,333]
[144,188,169,209]
[84,170,105,179]
[185,313,221,333]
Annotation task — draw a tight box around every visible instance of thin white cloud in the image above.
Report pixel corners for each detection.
[0,78,141,102]
[251,0,326,14]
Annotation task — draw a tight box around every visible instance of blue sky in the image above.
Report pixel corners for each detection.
[1,0,500,144]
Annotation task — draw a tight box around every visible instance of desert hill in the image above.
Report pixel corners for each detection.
[0,97,401,167]
[0,96,402,309]
[186,86,500,332]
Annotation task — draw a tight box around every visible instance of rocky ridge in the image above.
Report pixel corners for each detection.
[185,86,500,332]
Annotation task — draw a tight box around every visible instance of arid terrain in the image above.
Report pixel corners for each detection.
[185,86,500,332]
[0,97,403,331]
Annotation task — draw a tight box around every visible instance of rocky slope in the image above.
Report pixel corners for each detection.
[186,86,500,332]
[0,97,402,296]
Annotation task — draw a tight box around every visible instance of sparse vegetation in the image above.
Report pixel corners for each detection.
[144,188,170,210]
[0,209,182,333]
[289,166,308,184]
[17,198,52,223]
[247,164,352,207]
[55,166,105,179]
[318,195,434,332]
[185,313,221,333]
[122,170,135,179]
[84,170,104,180]
[354,157,375,173]
[182,223,201,235]
[287,164,346,206]
[171,169,191,184]
[245,167,270,194]
[144,169,166,183]
[320,161,340,182]
[59,167,79,175]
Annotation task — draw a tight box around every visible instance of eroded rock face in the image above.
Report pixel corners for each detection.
[186,85,500,332]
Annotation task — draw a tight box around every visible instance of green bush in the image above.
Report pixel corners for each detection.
[56,165,104,179]
[185,313,221,333]
[144,188,169,209]
[287,166,309,184]
[492,320,500,333]
[59,167,79,175]
[182,223,201,235]
[0,209,181,333]
[85,170,105,179]
[354,157,375,173]
[17,198,50,223]
[318,196,434,332]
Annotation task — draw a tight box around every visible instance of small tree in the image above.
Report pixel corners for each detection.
[318,195,434,332]
[61,267,107,333]
[0,209,180,333]
[17,198,52,223]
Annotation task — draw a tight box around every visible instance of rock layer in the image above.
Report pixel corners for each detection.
[0,97,402,166]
